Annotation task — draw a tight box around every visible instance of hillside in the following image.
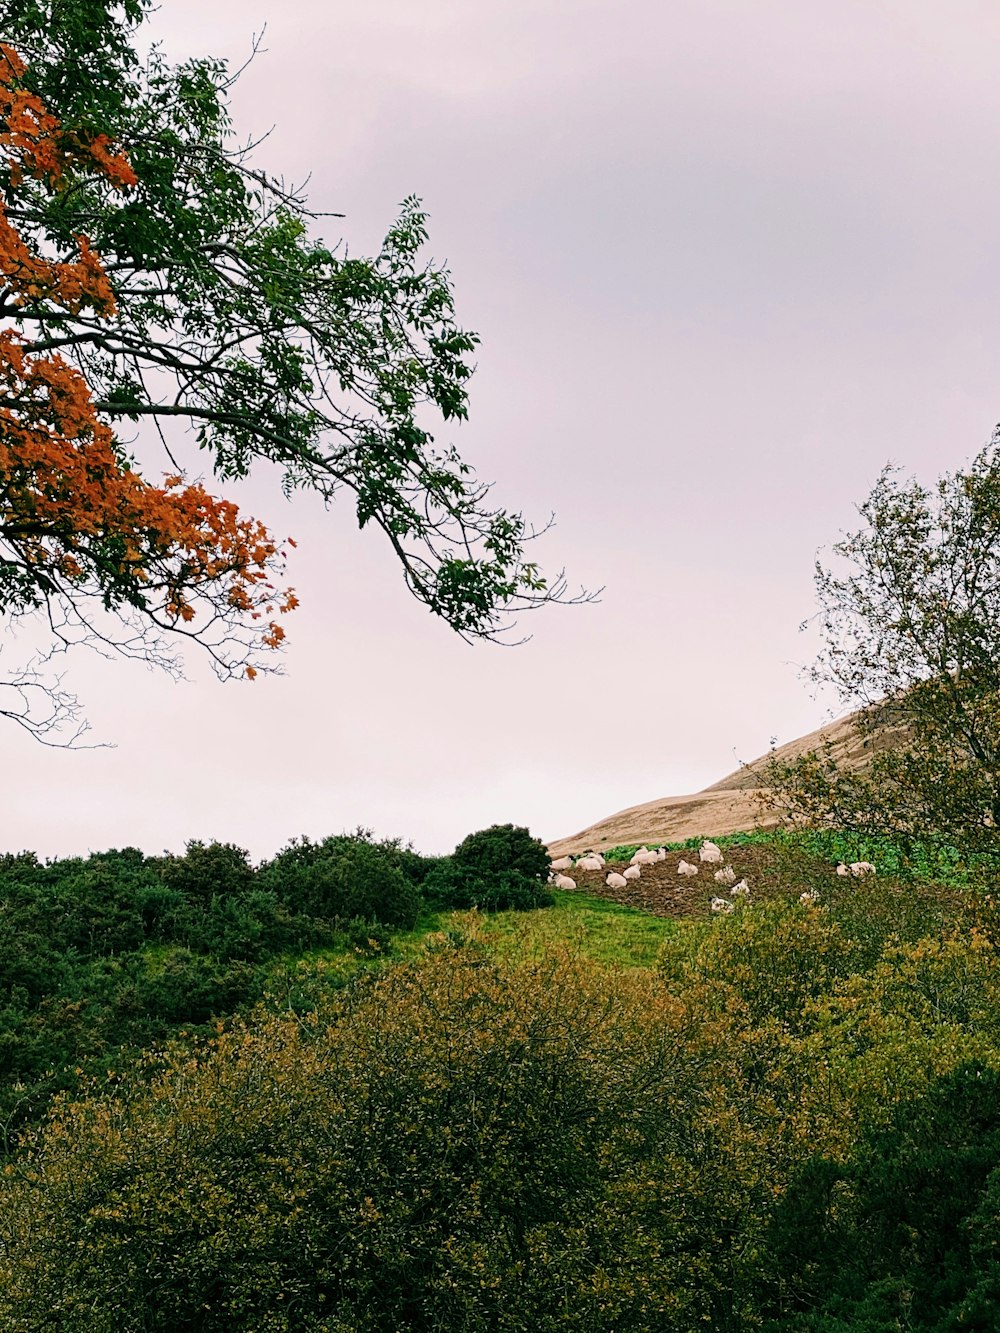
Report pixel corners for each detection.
[547,707,908,857]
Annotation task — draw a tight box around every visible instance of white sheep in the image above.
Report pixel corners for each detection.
[552,873,577,891]
[656,848,667,861]
[576,855,603,872]
[550,855,574,872]
[849,861,876,877]
[799,890,819,905]
[623,865,642,881]
[732,880,751,898]
[835,862,851,877]
[710,896,734,914]
[714,865,737,886]
[631,849,659,866]
[606,871,628,889]
[699,841,724,865]
[677,859,699,878]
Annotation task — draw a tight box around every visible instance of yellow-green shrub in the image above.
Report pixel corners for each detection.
[0,943,759,1331]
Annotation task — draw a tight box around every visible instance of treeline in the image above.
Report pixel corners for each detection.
[0,824,553,1146]
[3,890,1000,1330]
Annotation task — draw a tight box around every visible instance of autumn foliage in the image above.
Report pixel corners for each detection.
[0,0,582,743]
[0,43,294,679]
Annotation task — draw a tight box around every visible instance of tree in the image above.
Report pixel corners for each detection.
[0,1,586,741]
[765,432,1000,854]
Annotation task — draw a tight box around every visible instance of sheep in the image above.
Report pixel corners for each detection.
[836,862,851,877]
[550,855,574,872]
[714,865,737,886]
[576,856,603,872]
[732,880,751,898]
[656,848,667,861]
[631,849,659,866]
[677,859,699,878]
[849,861,876,877]
[799,890,819,905]
[710,896,734,914]
[606,871,628,889]
[699,841,724,865]
[623,865,642,881]
[552,873,577,891]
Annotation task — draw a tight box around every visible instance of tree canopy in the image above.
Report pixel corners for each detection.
[0,0,584,740]
[765,433,1000,853]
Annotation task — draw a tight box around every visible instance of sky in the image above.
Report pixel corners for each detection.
[5,0,1000,859]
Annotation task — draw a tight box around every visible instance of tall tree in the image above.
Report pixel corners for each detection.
[765,434,1000,853]
[0,0,585,740]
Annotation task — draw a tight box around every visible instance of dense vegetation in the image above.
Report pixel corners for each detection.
[0,823,550,1149]
[1,826,1000,1328]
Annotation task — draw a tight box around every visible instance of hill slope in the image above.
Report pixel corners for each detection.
[547,708,906,857]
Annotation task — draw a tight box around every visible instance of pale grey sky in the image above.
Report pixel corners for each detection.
[5,0,1000,857]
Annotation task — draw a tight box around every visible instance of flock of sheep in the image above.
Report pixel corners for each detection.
[549,839,752,913]
[549,842,877,915]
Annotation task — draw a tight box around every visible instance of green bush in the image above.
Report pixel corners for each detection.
[767,1061,1000,1329]
[422,823,555,912]
[134,950,262,1026]
[158,841,255,904]
[423,859,554,912]
[257,834,421,929]
[452,822,551,881]
[659,898,859,1037]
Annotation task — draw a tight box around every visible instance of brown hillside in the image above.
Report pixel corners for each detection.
[547,708,907,858]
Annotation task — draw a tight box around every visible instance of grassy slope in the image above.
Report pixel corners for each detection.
[287,827,983,992]
[0,828,980,1156]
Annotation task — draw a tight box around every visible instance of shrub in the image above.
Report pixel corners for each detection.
[423,859,554,912]
[767,1061,1000,1329]
[0,947,749,1331]
[659,898,859,1036]
[370,836,443,890]
[422,823,555,912]
[452,822,551,882]
[257,834,420,929]
[158,841,255,904]
[193,892,339,962]
[135,950,262,1026]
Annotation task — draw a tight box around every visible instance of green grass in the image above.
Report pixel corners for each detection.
[471,890,679,968]
[263,893,681,1003]
[603,828,995,887]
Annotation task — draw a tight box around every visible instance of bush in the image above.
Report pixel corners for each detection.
[659,897,859,1037]
[257,834,421,929]
[159,841,255,904]
[134,950,262,1026]
[767,1062,1000,1329]
[0,947,744,1332]
[423,859,554,912]
[452,822,551,882]
[422,823,555,912]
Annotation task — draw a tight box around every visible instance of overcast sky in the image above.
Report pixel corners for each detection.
[6,0,1000,859]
